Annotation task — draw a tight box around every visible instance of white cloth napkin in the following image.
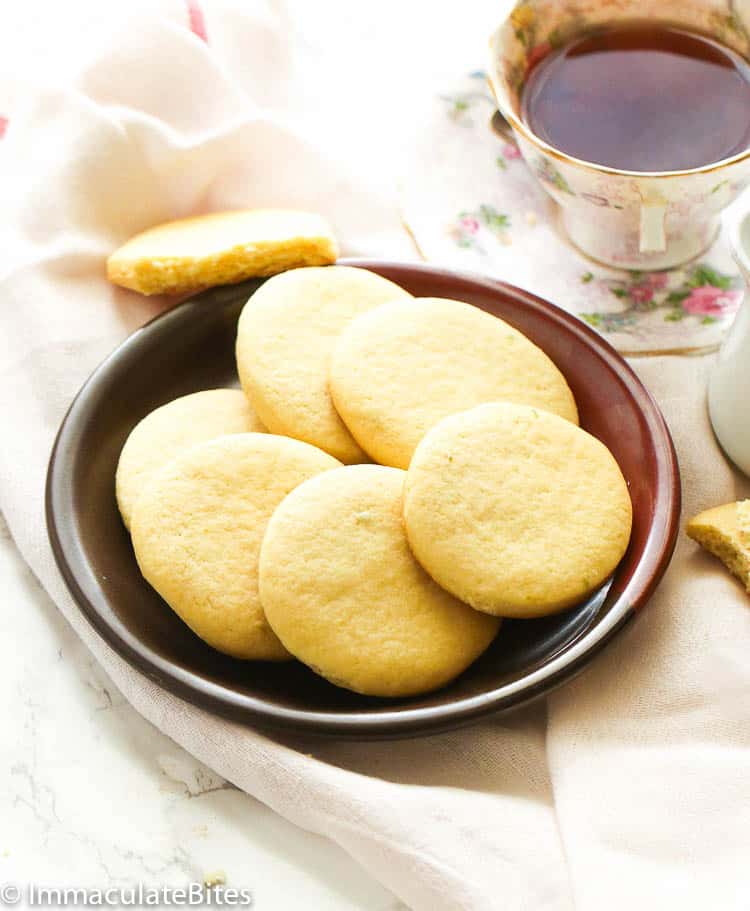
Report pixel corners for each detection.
[1,3,750,910]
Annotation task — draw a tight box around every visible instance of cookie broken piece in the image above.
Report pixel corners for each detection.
[107,209,338,295]
[737,499,750,549]
[686,500,750,591]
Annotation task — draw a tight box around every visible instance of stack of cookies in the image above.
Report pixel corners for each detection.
[111,215,633,698]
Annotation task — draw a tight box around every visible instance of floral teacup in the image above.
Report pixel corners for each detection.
[488,0,750,270]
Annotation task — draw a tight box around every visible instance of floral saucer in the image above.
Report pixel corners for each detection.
[400,70,744,355]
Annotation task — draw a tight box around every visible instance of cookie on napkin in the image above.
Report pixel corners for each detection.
[107,209,338,295]
[687,500,750,591]
[130,433,340,660]
[259,464,500,696]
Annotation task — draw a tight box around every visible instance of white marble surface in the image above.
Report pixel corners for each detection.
[0,514,402,910]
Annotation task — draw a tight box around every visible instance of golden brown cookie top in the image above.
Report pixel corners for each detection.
[130,433,340,660]
[107,209,338,295]
[116,388,264,528]
[236,266,411,463]
[259,464,500,696]
[329,296,578,468]
[403,402,631,617]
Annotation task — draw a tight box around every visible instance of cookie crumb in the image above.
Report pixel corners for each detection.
[203,871,226,888]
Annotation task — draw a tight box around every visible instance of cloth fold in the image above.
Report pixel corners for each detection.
[1,3,749,910]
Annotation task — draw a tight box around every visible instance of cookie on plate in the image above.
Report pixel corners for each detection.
[329,296,579,468]
[107,209,338,295]
[259,464,500,696]
[130,433,340,660]
[403,402,632,617]
[236,266,411,463]
[116,389,265,529]
[687,500,750,591]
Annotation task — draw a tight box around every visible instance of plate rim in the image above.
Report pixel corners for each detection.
[45,258,681,738]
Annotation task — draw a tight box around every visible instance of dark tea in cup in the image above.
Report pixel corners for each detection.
[520,24,750,172]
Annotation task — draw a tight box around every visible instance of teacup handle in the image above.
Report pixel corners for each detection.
[489,110,516,144]
[640,201,667,253]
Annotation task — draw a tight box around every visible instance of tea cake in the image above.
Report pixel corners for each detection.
[236,265,411,463]
[130,433,340,660]
[259,464,500,695]
[107,209,338,295]
[403,403,631,616]
[330,297,578,468]
[116,389,265,529]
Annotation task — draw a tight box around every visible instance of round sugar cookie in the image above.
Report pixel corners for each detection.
[329,297,579,468]
[236,266,412,463]
[116,389,265,529]
[259,464,500,696]
[130,433,340,660]
[403,403,632,617]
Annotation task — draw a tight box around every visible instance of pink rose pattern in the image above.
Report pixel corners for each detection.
[497,141,523,170]
[623,271,669,305]
[459,216,480,234]
[682,286,742,317]
[449,205,511,252]
[438,71,743,341]
[580,265,743,333]
[629,284,654,305]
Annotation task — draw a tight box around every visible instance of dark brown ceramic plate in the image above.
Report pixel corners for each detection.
[46,259,680,739]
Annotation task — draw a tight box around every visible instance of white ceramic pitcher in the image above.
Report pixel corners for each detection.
[709,205,750,475]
